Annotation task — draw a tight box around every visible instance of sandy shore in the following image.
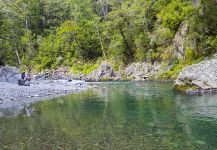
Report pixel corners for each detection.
[0,80,89,109]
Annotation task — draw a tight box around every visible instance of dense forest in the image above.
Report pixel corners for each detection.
[0,0,217,78]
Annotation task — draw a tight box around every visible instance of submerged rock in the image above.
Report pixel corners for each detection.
[174,58,217,94]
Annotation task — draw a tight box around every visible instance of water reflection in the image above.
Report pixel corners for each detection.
[24,105,35,117]
[0,82,217,149]
[0,107,23,118]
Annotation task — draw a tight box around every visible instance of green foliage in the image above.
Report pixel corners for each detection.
[36,20,101,69]
[157,0,194,30]
[0,0,217,78]
[174,84,199,93]
[154,27,174,45]
[185,48,195,60]
[186,0,217,58]
[205,36,217,55]
[70,60,100,75]
[161,57,204,79]
[134,33,150,62]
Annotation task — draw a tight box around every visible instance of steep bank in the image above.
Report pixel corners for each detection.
[174,56,217,94]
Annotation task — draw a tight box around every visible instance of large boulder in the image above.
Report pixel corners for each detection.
[125,62,162,81]
[50,67,69,80]
[0,66,21,83]
[174,58,217,94]
[86,62,117,81]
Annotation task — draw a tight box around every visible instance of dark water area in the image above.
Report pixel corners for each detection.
[1,82,217,149]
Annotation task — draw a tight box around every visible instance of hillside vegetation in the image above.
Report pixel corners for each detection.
[0,0,217,78]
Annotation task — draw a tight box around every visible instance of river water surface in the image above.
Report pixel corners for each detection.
[1,82,217,149]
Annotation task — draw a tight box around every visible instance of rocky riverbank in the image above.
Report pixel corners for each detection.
[0,66,90,110]
[74,62,165,82]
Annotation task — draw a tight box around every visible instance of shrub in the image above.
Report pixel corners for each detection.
[157,0,194,30]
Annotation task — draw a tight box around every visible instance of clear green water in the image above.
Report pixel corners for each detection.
[1,82,217,150]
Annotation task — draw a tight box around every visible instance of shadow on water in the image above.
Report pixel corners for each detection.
[0,82,217,149]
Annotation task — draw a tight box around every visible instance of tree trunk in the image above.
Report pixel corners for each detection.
[95,23,106,60]
[15,49,22,65]
[119,26,130,52]
[119,26,133,60]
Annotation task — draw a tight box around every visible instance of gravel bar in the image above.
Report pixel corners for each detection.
[0,80,89,109]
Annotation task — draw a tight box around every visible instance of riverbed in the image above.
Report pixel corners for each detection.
[1,82,217,149]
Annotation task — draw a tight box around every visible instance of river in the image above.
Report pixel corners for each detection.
[1,82,217,149]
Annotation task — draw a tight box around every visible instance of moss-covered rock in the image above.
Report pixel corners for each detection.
[174,84,200,94]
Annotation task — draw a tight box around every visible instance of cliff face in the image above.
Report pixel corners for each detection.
[174,55,217,94]
[173,23,188,59]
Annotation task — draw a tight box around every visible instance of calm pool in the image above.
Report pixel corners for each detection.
[1,82,217,149]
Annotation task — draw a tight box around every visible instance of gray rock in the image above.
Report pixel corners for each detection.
[174,58,217,94]
[173,23,188,59]
[86,62,116,81]
[213,53,217,59]
[124,62,162,81]
[85,61,163,81]
[0,66,21,83]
